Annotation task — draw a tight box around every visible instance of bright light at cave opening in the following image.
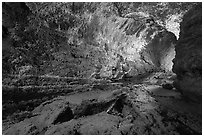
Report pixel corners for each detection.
[126,38,147,55]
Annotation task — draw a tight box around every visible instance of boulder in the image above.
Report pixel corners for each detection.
[3,88,128,135]
[172,4,202,103]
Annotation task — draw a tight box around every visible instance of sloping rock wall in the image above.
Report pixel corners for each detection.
[172,3,202,103]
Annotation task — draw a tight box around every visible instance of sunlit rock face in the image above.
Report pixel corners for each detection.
[44,12,177,78]
[94,12,177,77]
[173,4,202,103]
[2,2,177,78]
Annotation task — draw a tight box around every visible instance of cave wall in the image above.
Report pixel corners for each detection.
[173,3,202,103]
[44,12,177,78]
[92,12,177,77]
[2,2,31,74]
[2,3,177,78]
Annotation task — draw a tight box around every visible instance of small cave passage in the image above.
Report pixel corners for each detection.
[107,98,125,116]
[113,98,124,113]
[53,106,74,125]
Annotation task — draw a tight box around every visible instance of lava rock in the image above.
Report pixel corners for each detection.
[98,13,177,77]
[162,83,174,90]
[3,121,39,135]
[45,112,122,135]
[172,3,202,103]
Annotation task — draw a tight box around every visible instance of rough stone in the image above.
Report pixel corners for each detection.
[96,13,177,77]
[45,112,122,135]
[3,82,202,135]
[3,121,39,135]
[162,83,174,90]
[172,4,202,103]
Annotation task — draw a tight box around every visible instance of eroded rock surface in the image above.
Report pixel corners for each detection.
[2,3,201,135]
[173,4,202,103]
[42,12,177,78]
[2,2,177,79]
[91,13,177,78]
[3,75,202,135]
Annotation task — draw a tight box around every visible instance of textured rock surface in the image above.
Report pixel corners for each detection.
[2,2,177,78]
[94,13,177,77]
[172,4,202,103]
[3,76,202,135]
[2,2,201,135]
[2,2,31,74]
[43,12,177,78]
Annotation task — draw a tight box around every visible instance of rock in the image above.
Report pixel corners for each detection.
[172,4,202,103]
[98,14,176,77]
[45,119,80,135]
[42,11,176,78]
[2,2,30,28]
[162,83,173,90]
[119,123,134,135]
[27,98,74,133]
[3,88,128,134]
[3,121,39,135]
[146,85,181,98]
[3,84,202,135]
[45,112,122,135]
[118,115,134,134]
[78,112,122,135]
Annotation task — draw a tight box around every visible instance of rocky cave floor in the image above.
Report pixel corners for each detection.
[2,72,202,135]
